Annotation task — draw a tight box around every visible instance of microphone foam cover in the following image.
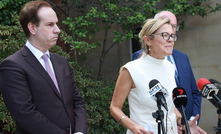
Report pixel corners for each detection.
[172,87,188,108]
[197,78,211,91]
[149,79,159,89]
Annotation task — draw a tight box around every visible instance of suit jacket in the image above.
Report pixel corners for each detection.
[0,46,88,134]
[132,49,202,120]
[172,49,201,120]
[132,49,143,61]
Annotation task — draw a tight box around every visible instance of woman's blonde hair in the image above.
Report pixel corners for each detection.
[138,18,171,54]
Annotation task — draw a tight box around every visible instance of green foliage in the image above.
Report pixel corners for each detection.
[0,95,15,134]
[0,0,29,25]
[0,13,25,62]
[59,30,98,56]
[69,61,129,133]
[61,0,221,80]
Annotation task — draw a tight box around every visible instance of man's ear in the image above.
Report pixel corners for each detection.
[28,22,37,35]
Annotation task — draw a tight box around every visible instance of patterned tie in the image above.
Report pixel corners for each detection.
[42,54,60,94]
[167,56,180,86]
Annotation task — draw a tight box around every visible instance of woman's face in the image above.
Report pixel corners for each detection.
[146,23,174,59]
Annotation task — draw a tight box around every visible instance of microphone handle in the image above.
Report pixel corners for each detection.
[181,105,191,134]
[156,92,168,111]
[211,93,221,108]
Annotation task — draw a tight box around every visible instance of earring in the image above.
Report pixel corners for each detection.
[148,46,151,51]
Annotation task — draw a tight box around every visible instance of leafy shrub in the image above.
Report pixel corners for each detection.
[69,61,129,133]
[0,0,29,25]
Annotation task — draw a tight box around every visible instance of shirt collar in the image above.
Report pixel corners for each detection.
[25,40,50,59]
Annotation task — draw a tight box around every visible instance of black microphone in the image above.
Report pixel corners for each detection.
[197,78,221,108]
[173,87,191,134]
[172,87,188,108]
[209,79,221,134]
[209,79,221,84]
[149,79,169,111]
[209,78,221,89]
[208,78,221,108]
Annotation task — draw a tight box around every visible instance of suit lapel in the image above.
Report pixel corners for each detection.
[172,50,182,85]
[21,46,63,100]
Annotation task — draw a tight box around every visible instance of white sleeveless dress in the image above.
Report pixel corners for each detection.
[121,54,178,134]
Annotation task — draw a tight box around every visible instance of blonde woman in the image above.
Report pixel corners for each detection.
[110,18,206,134]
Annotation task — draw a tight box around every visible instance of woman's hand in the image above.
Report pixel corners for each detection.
[131,125,154,134]
[136,127,154,134]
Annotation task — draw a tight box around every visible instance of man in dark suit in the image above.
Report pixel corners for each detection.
[132,11,202,122]
[0,1,87,134]
[172,49,201,121]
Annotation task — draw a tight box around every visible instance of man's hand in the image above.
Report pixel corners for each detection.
[189,114,207,134]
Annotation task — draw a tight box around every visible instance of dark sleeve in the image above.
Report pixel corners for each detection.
[183,55,202,118]
[189,63,202,117]
[72,85,88,134]
[0,59,66,134]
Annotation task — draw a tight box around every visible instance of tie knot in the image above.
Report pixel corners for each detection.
[42,54,49,61]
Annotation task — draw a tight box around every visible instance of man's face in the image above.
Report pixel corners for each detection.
[33,7,60,52]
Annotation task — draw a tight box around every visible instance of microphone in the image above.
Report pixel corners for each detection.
[197,78,221,108]
[209,79,221,134]
[209,78,221,89]
[209,78,221,108]
[149,79,169,111]
[172,87,188,108]
[209,79,221,83]
[173,87,191,134]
